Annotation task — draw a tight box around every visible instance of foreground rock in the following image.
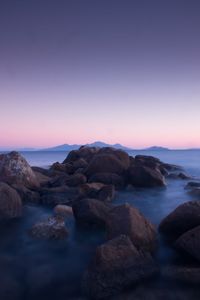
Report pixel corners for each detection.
[54,204,73,218]
[0,182,22,219]
[175,225,200,261]
[106,203,157,252]
[159,201,200,239]
[82,235,158,299]
[30,216,68,239]
[0,151,39,188]
[72,198,110,227]
[162,265,200,284]
[40,186,79,205]
[79,183,115,202]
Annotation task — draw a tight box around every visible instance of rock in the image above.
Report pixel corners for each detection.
[0,182,22,219]
[40,186,79,205]
[73,158,88,170]
[162,265,200,284]
[159,201,200,239]
[88,172,125,189]
[49,173,87,188]
[0,151,39,188]
[85,152,129,177]
[167,172,192,180]
[175,225,200,261]
[106,203,157,252]
[188,188,200,197]
[72,198,110,227]
[50,162,74,174]
[54,204,73,218]
[12,183,40,203]
[33,171,50,186]
[98,185,115,202]
[128,164,166,188]
[30,216,68,239]
[79,183,115,202]
[185,181,200,189]
[63,146,99,164]
[82,235,158,299]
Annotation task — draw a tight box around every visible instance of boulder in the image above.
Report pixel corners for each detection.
[88,172,125,189]
[63,146,99,164]
[12,183,40,203]
[175,225,200,261]
[49,173,87,188]
[40,186,79,205]
[159,201,200,239]
[85,153,128,177]
[72,198,110,227]
[106,203,157,252]
[167,172,192,180]
[82,235,158,299]
[79,183,115,202]
[29,216,68,239]
[185,181,200,189]
[50,162,73,174]
[128,164,166,188]
[54,204,73,218]
[0,151,39,188]
[0,182,22,219]
[73,158,88,170]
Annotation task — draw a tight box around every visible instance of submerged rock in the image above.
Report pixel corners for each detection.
[82,235,158,299]
[106,203,157,252]
[175,225,200,261]
[72,198,110,227]
[159,201,200,239]
[0,182,22,219]
[30,216,68,239]
[0,151,39,188]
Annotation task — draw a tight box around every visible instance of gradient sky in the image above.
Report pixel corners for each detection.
[0,0,200,149]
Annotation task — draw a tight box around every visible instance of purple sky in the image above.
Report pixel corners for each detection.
[0,0,200,148]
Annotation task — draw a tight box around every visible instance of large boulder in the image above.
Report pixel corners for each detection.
[88,172,125,189]
[82,235,158,299]
[0,151,39,188]
[50,162,74,174]
[72,198,110,227]
[48,173,87,188]
[0,182,22,219]
[159,201,200,239]
[79,183,115,202]
[29,216,68,240]
[106,203,157,252]
[12,183,40,203]
[63,146,99,164]
[175,225,200,261]
[128,164,165,188]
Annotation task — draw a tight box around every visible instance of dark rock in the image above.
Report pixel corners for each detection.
[88,172,125,189]
[72,198,110,227]
[50,162,74,174]
[98,185,115,202]
[106,203,157,252]
[73,158,88,170]
[82,235,158,299]
[79,183,115,202]
[85,152,129,177]
[40,186,79,205]
[12,183,40,203]
[0,182,22,219]
[159,201,200,239]
[162,265,200,284]
[175,225,200,261]
[185,181,200,189]
[167,172,192,180]
[0,151,39,188]
[30,216,68,239]
[129,165,165,187]
[0,275,23,300]
[49,173,87,188]
[33,171,51,186]
[188,188,200,198]
[63,146,99,164]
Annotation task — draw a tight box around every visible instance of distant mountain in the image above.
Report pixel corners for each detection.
[143,146,170,151]
[41,141,132,151]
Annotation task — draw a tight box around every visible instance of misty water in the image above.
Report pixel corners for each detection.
[1,150,200,299]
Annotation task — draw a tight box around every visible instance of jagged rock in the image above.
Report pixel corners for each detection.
[175,225,200,261]
[30,216,68,239]
[88,172,125,189]
[159,201,200,239]
[72,198,110,227]
[0,151,39,188]
[106,203,157,252]
[0,182,22,219]
[82,235,158,299]
[54,204,73,218]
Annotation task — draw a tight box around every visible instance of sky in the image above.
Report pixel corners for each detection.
[0,0,200,149]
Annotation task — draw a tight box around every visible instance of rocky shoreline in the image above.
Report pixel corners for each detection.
[0,146,200,299]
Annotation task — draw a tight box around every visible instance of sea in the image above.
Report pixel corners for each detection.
[0,150,200,299]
